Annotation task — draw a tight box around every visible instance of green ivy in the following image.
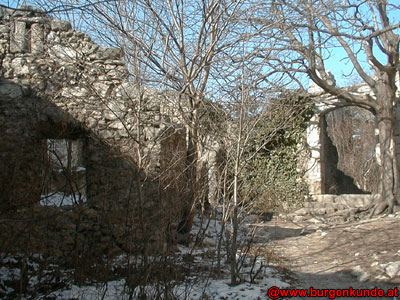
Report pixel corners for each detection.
[241,95,313,214]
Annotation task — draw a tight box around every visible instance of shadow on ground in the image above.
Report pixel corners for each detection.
[286,269,398,300]
[258,214,400,299]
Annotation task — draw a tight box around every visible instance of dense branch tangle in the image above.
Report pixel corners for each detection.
[20,0,400,213]
[57,0,246,229]
[264,0,400,213]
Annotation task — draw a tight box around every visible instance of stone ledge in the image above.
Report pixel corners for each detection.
[311,194,378,207]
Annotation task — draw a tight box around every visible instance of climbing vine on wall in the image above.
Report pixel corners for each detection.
[241,95,314,214]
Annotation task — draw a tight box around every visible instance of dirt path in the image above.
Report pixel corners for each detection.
[257,213,400,299]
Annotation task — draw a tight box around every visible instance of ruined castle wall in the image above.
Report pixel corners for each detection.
[304,82,400,196]
[0,7,190,258]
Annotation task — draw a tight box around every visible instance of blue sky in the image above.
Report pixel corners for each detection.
[323,2,400,87]
[1,0,399,89]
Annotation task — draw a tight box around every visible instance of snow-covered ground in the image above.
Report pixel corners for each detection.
[40,192,87,206]
[48,274,288,300]
[0,210,290,299]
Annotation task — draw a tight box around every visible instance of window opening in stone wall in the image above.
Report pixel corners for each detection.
[26,23,32,52]
[41,139,87,206]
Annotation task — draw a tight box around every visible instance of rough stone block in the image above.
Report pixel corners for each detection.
[0,25,10,33]
[11,57,30,76]
[103,47,123,59]
[50,19,71,31]
[49,44,77,60]
[0,82,23,98]
[10,21,27,53]
[31,23,43,53]
[61,87,89,98]
[0,39,9,53]
[47,31,61,43]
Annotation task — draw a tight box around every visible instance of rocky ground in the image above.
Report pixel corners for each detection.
[256,195,400,299]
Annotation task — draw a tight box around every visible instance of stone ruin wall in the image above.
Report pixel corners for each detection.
[0,6,218,260]
[303,82,400,196]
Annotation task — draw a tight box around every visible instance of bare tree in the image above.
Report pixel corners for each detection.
[250,0,400,214]
[71,0,245,231]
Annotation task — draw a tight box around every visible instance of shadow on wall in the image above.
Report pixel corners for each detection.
[321,115,370,195]
[0,80,188,266]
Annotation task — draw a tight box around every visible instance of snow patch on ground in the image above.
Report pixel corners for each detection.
[0,209,291,299]
[40,192,87,206]
[50,280,127,300]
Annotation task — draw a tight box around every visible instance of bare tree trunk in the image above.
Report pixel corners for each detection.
[178,102,199,236]
[230,79,245,286]
[374,85,398,215]
[230,156,239,285]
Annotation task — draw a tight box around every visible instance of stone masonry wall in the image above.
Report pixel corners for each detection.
[0,6,195,260]
[304,82,400,196]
